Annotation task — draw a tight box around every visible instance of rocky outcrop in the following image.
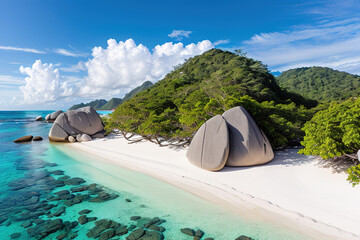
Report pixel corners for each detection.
[45,110,64,122]
[186,115,229,171]
[14,135,33,143]
[186,106,274,171]
[48,106,105,142]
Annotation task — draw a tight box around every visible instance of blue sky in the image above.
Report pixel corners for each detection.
[1,0,360,110]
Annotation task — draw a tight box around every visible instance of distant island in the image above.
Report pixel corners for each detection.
[69,81,153,110]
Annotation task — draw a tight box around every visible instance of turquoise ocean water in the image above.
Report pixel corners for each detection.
[0,111,311,239]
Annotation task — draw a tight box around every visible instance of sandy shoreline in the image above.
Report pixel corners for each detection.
[64,134,360,239]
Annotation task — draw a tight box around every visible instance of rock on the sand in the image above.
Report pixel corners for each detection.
[14,135,33,143]
[186,115,229,171]
[80,134,92,142]
[68,136,76,143]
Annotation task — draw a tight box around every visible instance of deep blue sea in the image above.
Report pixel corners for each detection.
[0,111,310,239]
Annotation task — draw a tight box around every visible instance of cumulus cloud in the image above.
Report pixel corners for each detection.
[18,39,214,103]
[81,38,214,96]
[168,30,192,40]
[19,60,74,103]
[242,18,360,74]
[0,46,45,54]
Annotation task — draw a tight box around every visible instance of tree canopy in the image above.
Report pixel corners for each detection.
[277,67,360,102]
[106,49,317,148]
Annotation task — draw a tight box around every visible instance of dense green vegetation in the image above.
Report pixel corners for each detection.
[106,49,317,148]
[299,98,360,159]
[69,81,153,110]
[69,99,107,110]
[299,98,360,185]
[277,67,360,102]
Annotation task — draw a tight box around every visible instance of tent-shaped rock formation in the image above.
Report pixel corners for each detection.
[187,106,274,171]
[49,106,105,142]
[186,115,229,171]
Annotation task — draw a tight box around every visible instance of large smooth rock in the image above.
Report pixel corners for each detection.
[50,110,63,120]
[14,135,33,143]
[49,107,104,142]
[45,114,51,121]
[35,116,43,121]
[49,123,69,142]
[67,107,103,135]
[186,115,229,171]
[222,106,274,167]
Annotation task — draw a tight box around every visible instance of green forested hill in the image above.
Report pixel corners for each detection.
[69,99,107,110]
[107,49,318,148]
[69,81,153,110]
[277,67,360,101]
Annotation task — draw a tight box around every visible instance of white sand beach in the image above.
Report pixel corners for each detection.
[66,135,360,240]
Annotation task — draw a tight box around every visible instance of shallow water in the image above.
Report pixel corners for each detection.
[0,111,311,239]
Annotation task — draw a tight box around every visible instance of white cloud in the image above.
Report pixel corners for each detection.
[18,39,214,104]
[19,60,74,103]
[242,18,360,74]
[0,46,45,54]
[55,48,88,57]
[60,61,86,72]
[0,75,24,85]
[214,39,230,46]
[168,30,192,40]
[81,38,214,96]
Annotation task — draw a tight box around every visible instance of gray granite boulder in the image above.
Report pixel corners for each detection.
[79,134,92,142]
[68,136,76,143]
[35,116,43,121]
[45,110,63,122]
[49,106,104,142]
[222,106,274,167]
[186,115,229,171]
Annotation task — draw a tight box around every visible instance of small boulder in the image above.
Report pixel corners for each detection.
[45,114,51,121]
[78,215,88,225]
[68,136,76,143]
[50,110,64,120]
[35,116,43,121]
[14,135,33,143]
[79,209,92,215]
[80,134,92,142]
[180,228,195,236]
[10,232,21,239]
[33,136,43,141]
[76,134,82,142]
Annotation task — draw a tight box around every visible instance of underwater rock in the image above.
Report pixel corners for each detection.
[14,135,33,143]
[194,229,204,240]
[180,228,195,236]
[48,206,66,218]
[141,230,164,240]
[78,215,88,225]
[51,170,65,175]
[125,198,132,202]
[54,190,70,196]
[89,191,118,203]
[235,236,253,240]
[126,228,145,240]
[10,232,21,239]
[70,185,89,192]
[21,220,33,228]
[27,218,64,239]
[115,226,128,236]
[79,209,92,215]
[130,216,140,221]
[64,177,86,185]
[144,217,161,228]
[99,229,116,240]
